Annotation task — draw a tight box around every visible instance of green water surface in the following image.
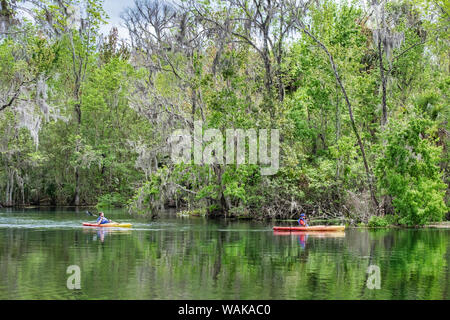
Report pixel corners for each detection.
[0,208,449,299]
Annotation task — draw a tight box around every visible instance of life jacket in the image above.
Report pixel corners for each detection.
[96,216,109,224]
[299,218,306,226]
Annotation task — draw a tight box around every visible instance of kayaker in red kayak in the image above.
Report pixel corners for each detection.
[297,213,309,227]
[96,212,114,225]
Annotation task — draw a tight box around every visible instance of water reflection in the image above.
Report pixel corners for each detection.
[82,227,132,242]
[273,231,346,248]
[0,209,449,300]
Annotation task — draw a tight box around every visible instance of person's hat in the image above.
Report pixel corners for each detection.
[300,213,306,217]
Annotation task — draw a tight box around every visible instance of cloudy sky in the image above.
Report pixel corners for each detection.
[100,0,136,39]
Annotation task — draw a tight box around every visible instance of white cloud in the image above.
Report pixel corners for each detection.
[99,0,135,40]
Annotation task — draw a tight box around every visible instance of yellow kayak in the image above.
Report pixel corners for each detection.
[83,222,132,228]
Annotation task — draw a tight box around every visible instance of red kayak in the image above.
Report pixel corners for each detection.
[273,231,345,237]
[273,225,345,232]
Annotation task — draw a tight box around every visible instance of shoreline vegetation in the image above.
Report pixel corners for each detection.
[2,205,450,229]
[0,0,449,227]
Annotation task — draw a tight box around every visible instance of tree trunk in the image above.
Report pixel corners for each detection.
[74,99,81,206]
[378,31,387,127]
[74,168,80,206]
[262,25,273,109]
[0,0,13,31]
[213,164,228,214]
[276,12,285,102]
[5,169,14,206]
[5,175,9,206]
[295,21,379,210]
[335,86,341,180]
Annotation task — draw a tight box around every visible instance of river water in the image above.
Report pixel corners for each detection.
[0,208,449,299]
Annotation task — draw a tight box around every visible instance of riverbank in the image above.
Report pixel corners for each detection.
[3,205,449,228]
[424,222,450,229]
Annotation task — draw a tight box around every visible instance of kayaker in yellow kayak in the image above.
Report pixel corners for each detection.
[96,212,115,225]
[297,213,309,227]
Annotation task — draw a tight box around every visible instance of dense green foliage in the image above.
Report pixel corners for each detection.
[0,0,448,225]
[376,116,447,225]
